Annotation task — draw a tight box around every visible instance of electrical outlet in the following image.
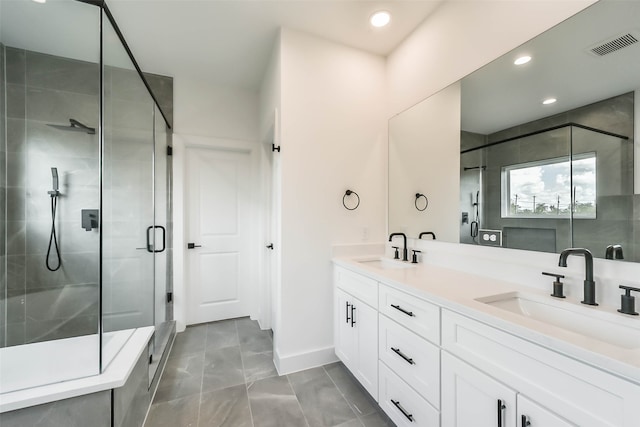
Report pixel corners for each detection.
[479,229,502,247]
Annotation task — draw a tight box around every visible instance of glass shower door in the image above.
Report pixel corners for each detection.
[101,14,155,369]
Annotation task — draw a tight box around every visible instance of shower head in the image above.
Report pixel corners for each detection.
[51,167,59,191]
[47,119,96,135]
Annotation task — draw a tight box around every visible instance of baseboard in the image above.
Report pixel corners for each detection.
[274,346,339,375]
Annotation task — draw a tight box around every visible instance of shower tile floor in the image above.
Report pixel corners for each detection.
[144,318,395,427]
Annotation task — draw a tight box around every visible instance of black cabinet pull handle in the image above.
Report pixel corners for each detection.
[521,415,531,427]
[346,302,351,324]
[187,243,202,249]
[351,305,356,327]
[391,347,415,365]
[497,400,506,427]
[266,243,274,250]
[391,400,414,422]
[391,304,415,317]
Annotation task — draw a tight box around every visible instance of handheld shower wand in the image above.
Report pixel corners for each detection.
[46,168,62,271]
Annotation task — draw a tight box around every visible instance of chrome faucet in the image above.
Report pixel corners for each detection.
[558,248,597,306]
[389,233,408,262]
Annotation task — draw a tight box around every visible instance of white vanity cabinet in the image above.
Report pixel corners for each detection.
[334,267,378,400]
[442,351,517,427]
[442,309,640,427]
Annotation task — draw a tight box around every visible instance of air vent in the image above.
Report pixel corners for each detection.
[589,32,639,57]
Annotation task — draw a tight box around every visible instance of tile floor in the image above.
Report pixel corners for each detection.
[144,317,395,427]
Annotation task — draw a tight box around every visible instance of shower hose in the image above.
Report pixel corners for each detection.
[46,194,62,272]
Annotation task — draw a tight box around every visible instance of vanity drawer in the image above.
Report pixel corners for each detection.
[379,284,440,344]
[379,314,440,408]
[334,266,378,308]
[379,362,439,427]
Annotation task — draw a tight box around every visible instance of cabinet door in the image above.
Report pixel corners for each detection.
[442,352,517,427]
[335,289,356,370]
[518,396,576,427]
[353,298,378,400]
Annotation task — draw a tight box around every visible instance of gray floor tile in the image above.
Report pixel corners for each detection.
[240,330,273,355]
[145,395,200,427]
[206,319,239,351]
[236,317,261,337]
[358,411,395,427]
[242,350,278,383]
[247,376,309,427]
[202,346,245,393]
[325,362,377,417]
[170,324,207,358]
[199,384,252,427]
[289,367,358,427]
[154,353,204,403]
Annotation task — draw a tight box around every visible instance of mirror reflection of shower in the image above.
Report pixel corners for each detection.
[461,165,485,245]
[46,167,62,271]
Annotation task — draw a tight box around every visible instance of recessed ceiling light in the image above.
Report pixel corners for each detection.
[514,55,532,65]
[542,98,557,105]
[370,11,391,28]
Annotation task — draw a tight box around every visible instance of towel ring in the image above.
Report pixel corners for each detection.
[343,190,360,211]
[415,193,428,211]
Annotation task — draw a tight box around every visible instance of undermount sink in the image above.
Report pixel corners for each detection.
[357,257,414,270]
[476,292,640,350]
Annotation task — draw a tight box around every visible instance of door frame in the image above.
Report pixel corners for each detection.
[173,133,261,331]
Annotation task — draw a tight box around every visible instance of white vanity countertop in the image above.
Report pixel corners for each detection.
[333,256,640,385]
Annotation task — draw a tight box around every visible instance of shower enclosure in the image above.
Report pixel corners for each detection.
[460,121,632,258]
[0,0,173,394]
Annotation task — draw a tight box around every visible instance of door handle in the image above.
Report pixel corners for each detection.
[391,400,414,422]
[154,226,166,253]
[187,243,202,249]
[345,302,351,323]
[497,399,506,427]
[391,304,415,317]
[391,347,415,365]
[350,305,356,327]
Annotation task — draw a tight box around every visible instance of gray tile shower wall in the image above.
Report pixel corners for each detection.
[1,42,7,348]
[3,46,101,347]
[2,45,174,347]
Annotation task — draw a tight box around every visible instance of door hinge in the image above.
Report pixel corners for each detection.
[272,144,281,153]
[167,146,173,156]
[167,292,173,303]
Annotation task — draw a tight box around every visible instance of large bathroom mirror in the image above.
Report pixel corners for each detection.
[389,0,640,262]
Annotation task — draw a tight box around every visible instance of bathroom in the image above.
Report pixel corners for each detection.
[2,0,640,426]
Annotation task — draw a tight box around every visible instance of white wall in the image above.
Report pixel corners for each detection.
[275,28,387,373]
[173,77,259,141]
[387,0,597,116]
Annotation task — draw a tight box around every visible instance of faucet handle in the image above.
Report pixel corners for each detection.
[618,285,640,316]
[392,246,400,260]
[542,272,566,298]
[411,250,421,264]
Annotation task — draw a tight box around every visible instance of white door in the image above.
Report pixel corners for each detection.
[442,352,517,427]
[335,289,356,369]
[185,146,252,324]
[353,298,378,399]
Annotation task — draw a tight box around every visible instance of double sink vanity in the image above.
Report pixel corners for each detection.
[333,253,640,426]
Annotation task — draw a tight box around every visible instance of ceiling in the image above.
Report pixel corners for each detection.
[461,0,640,135]
[104,0,444,90]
